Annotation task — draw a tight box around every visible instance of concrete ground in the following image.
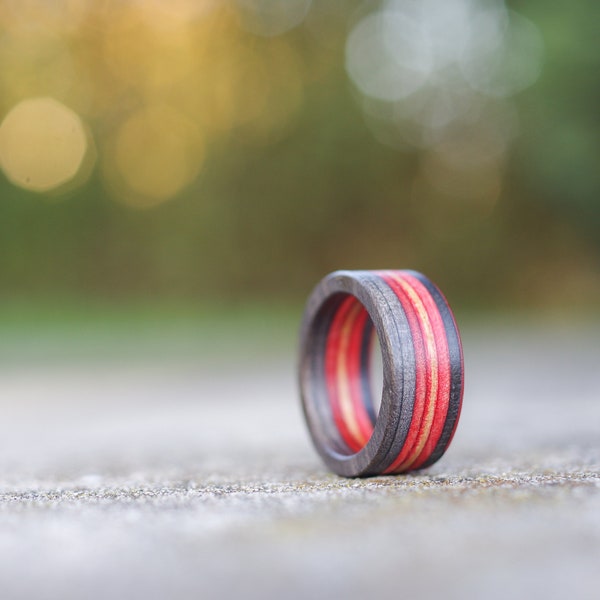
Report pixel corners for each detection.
[0,319,598,600]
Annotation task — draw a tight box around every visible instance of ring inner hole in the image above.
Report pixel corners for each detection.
[324,294,383,455]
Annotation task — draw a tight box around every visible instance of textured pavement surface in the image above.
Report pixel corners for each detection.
[0,320,598,600]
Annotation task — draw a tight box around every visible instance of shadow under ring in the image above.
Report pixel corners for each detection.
[298,270,464,477]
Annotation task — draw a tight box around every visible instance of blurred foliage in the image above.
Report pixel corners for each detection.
[0,0,597,311]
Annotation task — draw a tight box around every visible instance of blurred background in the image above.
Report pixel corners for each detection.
[0,0,597,314]
[0,4,599,599]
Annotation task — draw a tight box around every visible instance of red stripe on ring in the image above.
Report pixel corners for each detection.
[378,272,428,474]
[325,296,372,452]
[325,295,359,451]
[347,306,375,443]
[401,272,452,469]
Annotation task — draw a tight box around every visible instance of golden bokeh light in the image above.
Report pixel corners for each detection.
[0,97,91,193]
[135,0,217,30]
[102,4,196,93]
[0,0,91,35]
[109,105,204,208]
[0,1,313,206]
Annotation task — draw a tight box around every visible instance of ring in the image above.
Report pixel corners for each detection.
[298,270,464,477]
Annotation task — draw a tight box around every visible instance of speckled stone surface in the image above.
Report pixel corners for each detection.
[0,322,598,600]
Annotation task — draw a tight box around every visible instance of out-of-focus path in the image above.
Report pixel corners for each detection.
[0,320,598,600]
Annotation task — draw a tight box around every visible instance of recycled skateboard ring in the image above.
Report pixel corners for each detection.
[298,270,464,477]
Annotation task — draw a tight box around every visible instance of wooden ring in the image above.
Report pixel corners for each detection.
[298,270,464,477]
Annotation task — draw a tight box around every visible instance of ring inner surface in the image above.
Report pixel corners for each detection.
[318,292,379,455]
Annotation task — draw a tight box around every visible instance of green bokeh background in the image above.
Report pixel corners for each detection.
[0,0,598,316]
